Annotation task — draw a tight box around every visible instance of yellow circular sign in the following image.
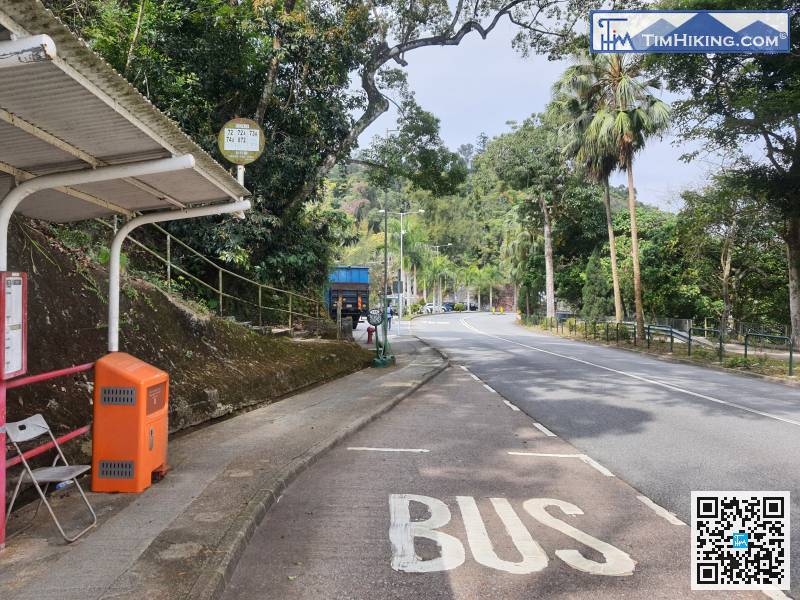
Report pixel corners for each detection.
[217,117,265,165]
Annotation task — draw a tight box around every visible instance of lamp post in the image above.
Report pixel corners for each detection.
[379,208,424,335]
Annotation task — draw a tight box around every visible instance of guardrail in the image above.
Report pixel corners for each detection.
[744,331,794,375]
[96,219,324,331]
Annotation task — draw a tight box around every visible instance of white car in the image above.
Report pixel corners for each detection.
[422,303,439,314]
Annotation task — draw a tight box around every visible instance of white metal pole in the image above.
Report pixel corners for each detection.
[0,155,196,271]
[398,212,403,336]
[0,35,57,70]
[108,199,251,352]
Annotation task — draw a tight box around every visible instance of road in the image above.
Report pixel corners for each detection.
[413,312,800,593]
[222,312,796,598]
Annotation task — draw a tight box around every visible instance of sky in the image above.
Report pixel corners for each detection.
[358,17,728,212]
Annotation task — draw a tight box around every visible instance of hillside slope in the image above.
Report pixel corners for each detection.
[7,218,372,453]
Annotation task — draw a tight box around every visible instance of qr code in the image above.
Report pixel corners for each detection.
[692,491,790,590]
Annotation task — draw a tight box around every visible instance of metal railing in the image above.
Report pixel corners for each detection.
[96,219,325,331]
[744,331,794,375]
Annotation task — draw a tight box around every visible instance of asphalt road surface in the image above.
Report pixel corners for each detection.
[221,313,796,598]
[413,312,800,595]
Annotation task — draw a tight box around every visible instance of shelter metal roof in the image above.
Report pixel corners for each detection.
[0,0,249,223]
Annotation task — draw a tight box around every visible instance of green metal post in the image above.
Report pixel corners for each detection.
[670,327,674,353]
[289,294,293,329]
[258,286,262,327]
[688,328,692,356]
[218,268,223,316]
[166,233,171,291]
[719,331,723,363]
[744,333,748,358]
[646,325,650,349]
[605,322,609,342]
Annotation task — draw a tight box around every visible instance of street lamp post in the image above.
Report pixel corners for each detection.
[380,208,424,336]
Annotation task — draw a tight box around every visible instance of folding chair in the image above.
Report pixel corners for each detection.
[5,414,97,542]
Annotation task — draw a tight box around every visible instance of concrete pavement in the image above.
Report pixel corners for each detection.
[223,363,762,599]
[0,339,445,600]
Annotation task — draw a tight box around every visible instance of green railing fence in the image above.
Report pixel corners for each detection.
[524,313,796,375]
[96,219,325,331]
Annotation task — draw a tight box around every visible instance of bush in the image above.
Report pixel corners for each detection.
[454,303,465,312]
[408,302,423,314]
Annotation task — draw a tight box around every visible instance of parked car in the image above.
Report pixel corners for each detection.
[422,303,439,314]
[468,302,478,311]
[442,302,455,312]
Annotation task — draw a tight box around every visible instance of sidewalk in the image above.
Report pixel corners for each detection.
[0,339,446,600]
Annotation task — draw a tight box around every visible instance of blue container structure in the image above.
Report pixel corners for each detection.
[327,266,369,329]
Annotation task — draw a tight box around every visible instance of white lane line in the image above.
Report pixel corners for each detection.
[532,422,556,437]
[348,447,430,453]
[508,451,614,477]
[470,374,480,381]
[636,495,686,526]
[762,589,791,599]
[502,399,521,412]
[483,383,497,393]
[460,319,800,429]
[580,456,615,477]
[459,365,470,372]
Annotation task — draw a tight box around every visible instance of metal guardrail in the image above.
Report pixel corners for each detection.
[96,219,324,330]
[744,331,794,375]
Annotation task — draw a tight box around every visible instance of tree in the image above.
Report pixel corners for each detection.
[485,116,566,318]
[580,53,670,339]
[552,51,624,322]
[582,250,613,320]
[289,0,610,205]
[679,173,779,337]
[653,0,800,347]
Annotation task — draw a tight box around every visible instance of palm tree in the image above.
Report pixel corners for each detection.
[560,53,670,339]
[552,54,624,323]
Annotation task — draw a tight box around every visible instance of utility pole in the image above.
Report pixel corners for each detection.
[380,208,424,336]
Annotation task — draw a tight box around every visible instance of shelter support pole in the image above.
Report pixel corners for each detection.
[108,199,251,352]
[0,156,198,549]
[0,155,197,271]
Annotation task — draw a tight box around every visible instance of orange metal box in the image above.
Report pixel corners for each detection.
[91,353,168,493]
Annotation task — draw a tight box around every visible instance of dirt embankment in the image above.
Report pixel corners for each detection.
[6,218,373,459]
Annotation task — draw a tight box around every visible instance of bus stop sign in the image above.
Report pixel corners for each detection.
[217,117,265,165]
[1,272,27,380]
[367,308,383,327]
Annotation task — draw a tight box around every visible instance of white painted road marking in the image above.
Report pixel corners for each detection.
[483,383,497,393]
[523,498,636,576]
[532,422,556,437]
[470,374,480,381]
[457,496,548,574]
[389,494,634,576]
[508,451,614,477]
[459,365,470,372]
[636,495,686,526]
[503,399,521,412]
[348,447,430,453]
[460,318,800,430]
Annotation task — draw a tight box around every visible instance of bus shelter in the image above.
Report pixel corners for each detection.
[0,0,251,547]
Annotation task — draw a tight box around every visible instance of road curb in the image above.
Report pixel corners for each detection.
[525,324,800,390]
[189,356,450,600]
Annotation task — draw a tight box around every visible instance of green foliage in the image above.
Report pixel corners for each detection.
[454,303,465,312]
[581,251,613,319]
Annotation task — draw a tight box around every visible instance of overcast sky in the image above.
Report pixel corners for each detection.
[358,18,730,212]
